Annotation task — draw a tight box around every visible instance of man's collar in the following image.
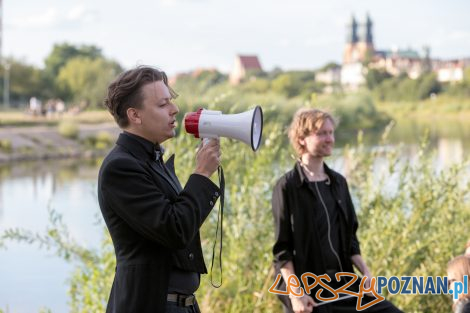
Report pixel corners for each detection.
[118,131,164,161]
[294,161,336,187]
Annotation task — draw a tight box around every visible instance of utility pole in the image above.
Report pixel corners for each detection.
[3,62,9,109]
[0,0,2,63]
[0,0,9,109]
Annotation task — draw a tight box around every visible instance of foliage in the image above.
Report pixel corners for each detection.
[373,73,441,101]
[1,208,110,313]
[44,43,103,78]
[1,208,99,263]
[442,68,470,98]
[317,62,340,72]
[172,70,227,97]
[56,56,122,108]
[58,120,79,139]
[0,57,50,104]
[240,78,271,93]
[314,92,390,141]
[82,131,114,150]
[345,130,470,312]
[1,43,121,108]
[271,73,300,97]
[365,68,392,89]
[377,96,470,119]
[0,111,114,127]
[0,139,12,153]
[44,43,106,101]
[270,71,317,98]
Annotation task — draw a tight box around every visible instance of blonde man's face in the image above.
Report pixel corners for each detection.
[299,119,335,158]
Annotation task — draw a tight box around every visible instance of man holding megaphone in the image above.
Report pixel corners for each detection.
[98,65,221,313]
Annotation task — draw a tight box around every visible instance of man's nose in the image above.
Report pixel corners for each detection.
[171,103,179,115]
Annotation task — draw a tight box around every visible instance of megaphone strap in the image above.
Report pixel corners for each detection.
[210,165,225,288]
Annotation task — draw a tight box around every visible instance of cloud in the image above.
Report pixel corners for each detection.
[9,5,99,30]
[10,7,59,28]
[449,30,470,41]
[159,0,210,7]
[66,6,99,24]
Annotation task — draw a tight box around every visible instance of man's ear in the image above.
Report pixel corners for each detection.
[298,137,305,147]
[127,108,142,125]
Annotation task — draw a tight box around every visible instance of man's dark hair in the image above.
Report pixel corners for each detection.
[104,65,178,128]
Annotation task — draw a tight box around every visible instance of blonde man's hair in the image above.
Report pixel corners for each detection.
[288,108,336,156]
[447,255,470,303]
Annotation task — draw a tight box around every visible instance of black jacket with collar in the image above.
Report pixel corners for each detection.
[98,132,220,313]
[272,162,361,310]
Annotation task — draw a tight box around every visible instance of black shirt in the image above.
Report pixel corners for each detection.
[308,180,343,273]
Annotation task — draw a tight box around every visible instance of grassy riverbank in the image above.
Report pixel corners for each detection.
[0,110,114,127]
[377,95,470,119]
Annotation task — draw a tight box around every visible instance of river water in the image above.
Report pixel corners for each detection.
[0,120,469,313]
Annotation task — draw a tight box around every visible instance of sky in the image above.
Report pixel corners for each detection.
[5,0,470,75]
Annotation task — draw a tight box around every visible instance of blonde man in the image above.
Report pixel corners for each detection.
[272,108,401,313]
[448,255,470,313]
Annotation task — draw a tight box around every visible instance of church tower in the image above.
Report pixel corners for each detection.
[343,15,358,64]
[343,13,375,64]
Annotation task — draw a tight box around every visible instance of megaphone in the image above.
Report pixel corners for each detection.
[184,106,263,151]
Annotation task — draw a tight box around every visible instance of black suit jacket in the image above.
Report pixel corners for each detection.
[98,132,220,313]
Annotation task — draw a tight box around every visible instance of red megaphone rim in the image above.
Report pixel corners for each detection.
[184,108,204,138]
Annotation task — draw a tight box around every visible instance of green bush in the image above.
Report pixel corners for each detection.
[95,131,113,149]
[58,120,79,139]
[373,73,441,101]
[345,132,470,312]
[81,131,114,150]
[0,139,12,153]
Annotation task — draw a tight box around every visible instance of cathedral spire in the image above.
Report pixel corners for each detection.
[365,13,373,44]
[346,14,358,44]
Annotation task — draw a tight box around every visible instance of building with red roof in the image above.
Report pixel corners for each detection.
[229,55,263,85]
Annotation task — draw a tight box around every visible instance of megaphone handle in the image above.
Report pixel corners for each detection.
[202,137,219,146]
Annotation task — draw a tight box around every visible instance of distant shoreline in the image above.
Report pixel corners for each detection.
[0,122,120,164]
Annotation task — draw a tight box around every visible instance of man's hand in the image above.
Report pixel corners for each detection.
[350,254,375,296]
[290,295,317,313]
[194,138,221,178]
[362,270,374,296]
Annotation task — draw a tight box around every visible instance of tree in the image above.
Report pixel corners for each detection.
[0,58,50,106]
[397,78,419,101]
[44,43,103,78]
[416,73,441,99]
[271,73,305,98]
[366,68,392,90]
[44,43,105,100]
[464,67,470,83]
[241,78,270,93]
[318,62,340,72]
[56,57,122,108]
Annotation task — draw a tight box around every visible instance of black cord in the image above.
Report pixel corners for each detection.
[210,165,225,288]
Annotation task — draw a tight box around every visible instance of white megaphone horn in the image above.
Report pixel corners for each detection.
[184,106,263,151]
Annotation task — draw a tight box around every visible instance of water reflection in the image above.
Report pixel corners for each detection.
[438,138,464,168]
[0,159,104,313]
[0,180,3,221]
